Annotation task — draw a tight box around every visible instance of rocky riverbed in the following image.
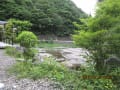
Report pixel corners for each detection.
[38,48,90,69]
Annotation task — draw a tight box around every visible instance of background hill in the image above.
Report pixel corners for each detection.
[0,0,87,36]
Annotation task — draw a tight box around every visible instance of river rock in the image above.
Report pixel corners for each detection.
[60,48,89,68]
[0,83,5,89]
[38,48,89,69]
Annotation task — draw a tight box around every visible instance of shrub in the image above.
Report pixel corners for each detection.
[108,67,120,88]
[17,31,38,48]
[16,31,38,62]
[73,30,108,73]
[5,19,32,43]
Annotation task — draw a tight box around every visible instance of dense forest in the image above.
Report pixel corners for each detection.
[0,0,87,36]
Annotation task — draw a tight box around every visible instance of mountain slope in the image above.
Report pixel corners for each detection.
[0,0,87,36]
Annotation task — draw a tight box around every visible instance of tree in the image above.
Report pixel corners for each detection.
[17,31,38,62]
[73,0,120,74]
[5,19,32,44]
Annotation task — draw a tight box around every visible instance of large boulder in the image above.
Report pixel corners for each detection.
[104,56,120,73]
[0,83,5,89]
[0,42,12,49]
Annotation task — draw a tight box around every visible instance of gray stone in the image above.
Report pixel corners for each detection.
[39,53,52,58]
[104,56,120,73]
[60,48,89,68]
[13,85,17,88]
[56,58,65,62]
[0,42,12,48]
[0,83,5,89]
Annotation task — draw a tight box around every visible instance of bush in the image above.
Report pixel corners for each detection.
[16,31,38,62]
[108,67,120,88]
[73,30,108,73]
[5,19,32,43]
[17,31,38,48]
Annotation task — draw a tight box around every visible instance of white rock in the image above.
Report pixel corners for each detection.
[0,83,5,89]
[39,53,52,58]
[0,42,12,48]
[13,85,17,88]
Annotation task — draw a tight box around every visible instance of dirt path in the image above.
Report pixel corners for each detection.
[0,49,15,81]
[0,49,62,90]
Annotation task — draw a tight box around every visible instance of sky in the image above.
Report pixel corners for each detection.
[71,0,98,16]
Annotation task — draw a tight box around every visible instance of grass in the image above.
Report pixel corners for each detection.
[9,57,117,90]
[5,46,23,58]
[38,41,76,48]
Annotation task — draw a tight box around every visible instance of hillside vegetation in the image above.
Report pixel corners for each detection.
[0,0,87,36]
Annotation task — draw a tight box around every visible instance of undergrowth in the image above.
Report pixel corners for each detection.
[5,46,23,58]
[9,57,117,90]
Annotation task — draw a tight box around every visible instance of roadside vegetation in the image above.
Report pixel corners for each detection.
[9,58,117,90]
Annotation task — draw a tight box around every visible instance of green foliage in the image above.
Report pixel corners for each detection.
[90,0,120,60]
[0,0,87,36]
[5,21,13,40]
[17,31,38,48]
[9,19,32,32]
[106,67,120,88]
[23,48,37,62]
[89,0,120,31]
[73,18,89,32]
[96,0,120,17]
[73,30,107,49]
[0,26,3,41]
[73,0,120,74]
[16,31,38,62]
[30,0,87,36]
[5,47,23,58]
[5,19,32,43]
[73,30,109,73]
[0,26,3,30]
[9,58,117,90]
